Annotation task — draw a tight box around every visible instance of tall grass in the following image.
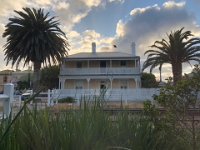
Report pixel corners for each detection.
[0,96,195,150]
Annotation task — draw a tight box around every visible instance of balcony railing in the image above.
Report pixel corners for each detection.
[60,67,140,75]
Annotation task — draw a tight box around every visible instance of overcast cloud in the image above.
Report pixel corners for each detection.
[111,1,200,79]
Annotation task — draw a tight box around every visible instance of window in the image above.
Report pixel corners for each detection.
[120,60,126,67]
[75,86,83,89]
[100,61,106,68]
[3,76,7,83]
[76,62,82,68]
[133,61,136,67]
[120,80,128,89]
[75,80,83,89]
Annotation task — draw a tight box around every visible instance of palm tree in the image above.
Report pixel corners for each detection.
[142,28,200,84]
[3,8,69,91]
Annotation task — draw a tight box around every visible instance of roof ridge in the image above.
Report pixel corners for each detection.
[69,51,131,55]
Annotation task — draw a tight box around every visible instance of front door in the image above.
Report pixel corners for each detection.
[100,81,106,90]
[100,81,107,96]
[100,61,106,68]
[100,84,106,90]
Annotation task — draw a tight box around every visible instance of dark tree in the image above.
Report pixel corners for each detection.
[16,81,29,91]
[141,72,158,88]
[40,65,59,90]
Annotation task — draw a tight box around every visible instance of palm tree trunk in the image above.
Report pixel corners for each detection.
[159,65,162,82]
[33,61,41,92]
[172,62,182,84]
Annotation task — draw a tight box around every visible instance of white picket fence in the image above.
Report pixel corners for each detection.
[47,88,160,105]
[0,86,161,115]
[2,85,200,115]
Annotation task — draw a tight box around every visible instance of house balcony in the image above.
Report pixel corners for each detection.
[60,67,140,76]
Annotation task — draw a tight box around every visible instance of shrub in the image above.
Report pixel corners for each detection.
[58,97,76,103]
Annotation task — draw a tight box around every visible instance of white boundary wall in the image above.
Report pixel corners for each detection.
[48,88,160,104]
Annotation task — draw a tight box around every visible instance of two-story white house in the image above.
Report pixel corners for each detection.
[58,42,143,100]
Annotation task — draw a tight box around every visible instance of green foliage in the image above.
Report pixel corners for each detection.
[0,108,184,150]
[3,7,69,67]
[0,96,194,150]
[16,81,29,91]
[3,74,200,149]
[143,28,200,84]
[40,65,59,90]
[144,67,200,150]
[141,72,158,88]
[0,91,189,150]
[3,7,69,91]
[58,97,76,103]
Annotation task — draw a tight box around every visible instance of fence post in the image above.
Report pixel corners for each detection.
[54,90,58,104]
[47,89,51,106]
[18,95,22,107]
[77,96,80,106]
[3,83,14,117]
[30,90,33,105]
[51,89,55,105]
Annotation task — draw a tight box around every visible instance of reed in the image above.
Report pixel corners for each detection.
[0,95,194,150]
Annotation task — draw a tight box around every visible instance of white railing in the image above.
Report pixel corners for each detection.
[49,88,160,103]
[60,67,140,75]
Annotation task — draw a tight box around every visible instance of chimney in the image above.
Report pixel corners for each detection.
[92,42,96,54]
[131,42,136,56]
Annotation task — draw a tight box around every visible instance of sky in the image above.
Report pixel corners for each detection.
[0,0,200,80]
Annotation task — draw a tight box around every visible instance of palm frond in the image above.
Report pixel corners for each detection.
[142,27,200,83]
[3,7,69,68]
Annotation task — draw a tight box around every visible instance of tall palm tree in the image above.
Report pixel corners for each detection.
[142,28,200,84]
[3,8,69,91]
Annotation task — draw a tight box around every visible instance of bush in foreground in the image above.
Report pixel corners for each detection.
[0,105,191,150]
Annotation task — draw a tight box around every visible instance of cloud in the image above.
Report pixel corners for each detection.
[163,1,185,9]
[56,1,70,10]
[67,30,114,55]
[116,20,125,37]
[130,4,160,16]
[114,1,198,54]
[0,0,105,70]
[109,0,125,3]
[34,0,52,6]
[0,0,27,17]
[112,1,200,79]
[80,0,101,7]
[52,0,103,31]
[0,23,14,70]
[0,0,104,31]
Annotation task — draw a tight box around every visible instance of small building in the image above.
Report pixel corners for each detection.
[58,42,143,101]
[11,69,33,88]
[0,69,33,92]
[0,70,13,92]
